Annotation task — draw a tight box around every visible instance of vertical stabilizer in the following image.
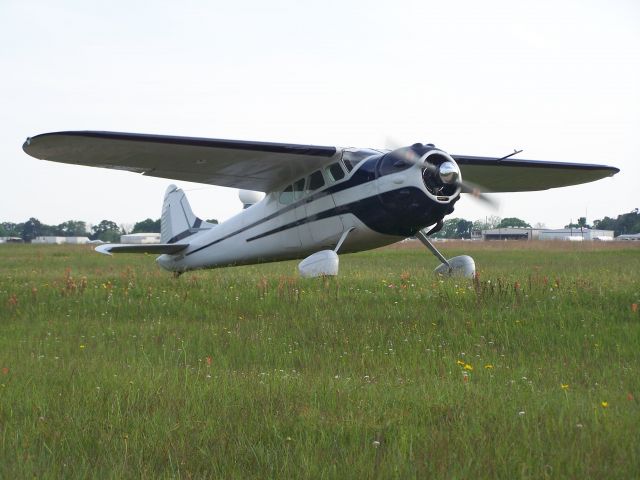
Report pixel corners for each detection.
[161,185,215,243]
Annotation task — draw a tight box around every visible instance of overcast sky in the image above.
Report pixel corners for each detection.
[1,0,638,230]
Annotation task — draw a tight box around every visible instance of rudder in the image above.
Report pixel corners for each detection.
[161,185,214,243]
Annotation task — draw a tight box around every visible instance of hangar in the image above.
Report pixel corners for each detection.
[475,228,614,241]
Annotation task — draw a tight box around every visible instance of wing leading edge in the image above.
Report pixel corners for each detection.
[23,131,338,193]
[453,155,619,193]
[23,131,619,193]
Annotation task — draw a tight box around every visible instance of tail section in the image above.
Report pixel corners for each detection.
[161,185,215,243]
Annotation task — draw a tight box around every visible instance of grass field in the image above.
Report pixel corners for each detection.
[1,242,639,478]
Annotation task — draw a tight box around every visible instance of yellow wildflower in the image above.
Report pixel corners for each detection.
[561,384,569,390]
[464,364,473,371]
[484,364,494,369]
[456,360,465,366]
[80,344,86,349]
[601,401,608,408]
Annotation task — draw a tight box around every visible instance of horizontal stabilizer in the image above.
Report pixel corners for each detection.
[95,243,189,256]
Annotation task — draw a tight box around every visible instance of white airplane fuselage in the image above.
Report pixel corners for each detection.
[157,147,459,273]
[22,130,620,278]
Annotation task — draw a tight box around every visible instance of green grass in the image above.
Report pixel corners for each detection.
[1,242,639,478]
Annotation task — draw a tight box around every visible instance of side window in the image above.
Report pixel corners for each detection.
[293,178,305,200]
[326,162,345,182]
[308,170,325,191]
[279,184,294,204]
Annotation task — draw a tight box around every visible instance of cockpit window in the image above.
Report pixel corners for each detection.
[308,170,325,191]
[279,184,294,204]
[326,162,345,182]
[342,158,357,172]
[342,149,378,172]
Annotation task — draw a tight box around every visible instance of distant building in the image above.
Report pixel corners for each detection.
[478,227,614,241]
[32,236,90,244]
[120,233,161,244]
[0,237,24,244]
[65,236,91,244]
[480,227,536,241]
[616,233,640,241]
[539,228,613,241]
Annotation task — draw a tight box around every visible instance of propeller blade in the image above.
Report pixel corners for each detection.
[458,179,499,209]
[388,142,498,209]
[394,146,438,173]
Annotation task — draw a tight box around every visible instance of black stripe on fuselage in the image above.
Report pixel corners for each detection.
[245,185,441,242]
[182,154,420,257]
[185,191,332,256]
[187,190,384,254]
[184,157,383,256]
[244,200,353,242]
[185,184,436,257]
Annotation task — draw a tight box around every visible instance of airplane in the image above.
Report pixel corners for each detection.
[23,131,619,278]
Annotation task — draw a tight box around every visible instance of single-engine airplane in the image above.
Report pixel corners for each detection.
[23,131,619,278]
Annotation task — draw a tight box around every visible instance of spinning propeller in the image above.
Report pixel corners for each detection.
[393,144,499,209]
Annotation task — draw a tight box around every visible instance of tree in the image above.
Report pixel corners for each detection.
[472,219,485,230]
[0,222,24,238]
[56,220,88,236]
[565,217,591,230]
[497,217,531,228]
[91,220,122,242]
[615,209,640,235]
[132,218,161,233]
[486,215,502,229]
[431,218,473,239]
[592,216,616,231]
[21,217,43,242]
[455,219,473,239]
[592,209,640,235]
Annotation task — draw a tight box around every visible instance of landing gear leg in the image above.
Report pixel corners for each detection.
[415,229,476,278]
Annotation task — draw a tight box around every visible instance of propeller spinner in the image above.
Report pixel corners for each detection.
[397,145,498,209]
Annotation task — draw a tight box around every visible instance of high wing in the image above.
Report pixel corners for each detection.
[453,155,619,192]
[23,131,338,192]
[23,131,619,194]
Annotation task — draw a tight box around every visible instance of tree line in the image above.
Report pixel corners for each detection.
[430,216,534,239]
[1,209,637,242]
[430,209,640,239]
[0,218,164,243]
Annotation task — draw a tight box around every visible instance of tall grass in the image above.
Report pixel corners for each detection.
[1,243,639,478]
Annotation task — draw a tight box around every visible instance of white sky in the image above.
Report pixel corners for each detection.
[1,0,638,229]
